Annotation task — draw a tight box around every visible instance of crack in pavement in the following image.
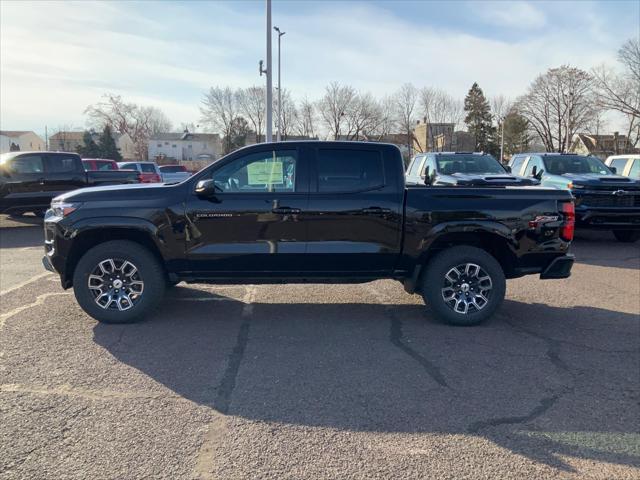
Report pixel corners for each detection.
[367,285,449,389]
[0,292,70,331]
[467,392,564,434]
[193,286,256,480]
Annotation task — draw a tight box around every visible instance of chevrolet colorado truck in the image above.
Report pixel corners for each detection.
[1,151,139,217]
[510,152,640,242]
[43,141,575,326]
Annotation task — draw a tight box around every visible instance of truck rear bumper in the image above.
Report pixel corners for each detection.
[540,254,574,279]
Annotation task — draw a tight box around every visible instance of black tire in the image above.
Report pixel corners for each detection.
[421,246,506,326]
[612,230,640,243]
[72,240,166,323]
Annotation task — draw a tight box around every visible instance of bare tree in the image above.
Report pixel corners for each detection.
[516,66,597,152]
[85,94,171,159]
[200,87,240,154]
[419,87,462,151]
[237,86,266,143]
[317,82,357,140]
[592,38,640,148]
[277,89,298,139]
[294,97,317,138]
[393,83,418,156]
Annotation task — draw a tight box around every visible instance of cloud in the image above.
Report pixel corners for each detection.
[0,0,636,135]
[472,1,547,29]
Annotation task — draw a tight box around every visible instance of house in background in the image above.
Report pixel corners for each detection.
[413,120,455,153]
[148,131,222,169]
[570,133,638,160]
[49,130,135,160]
[0,131,45,153]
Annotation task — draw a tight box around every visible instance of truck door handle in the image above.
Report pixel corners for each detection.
[38,178,45,185]
[272,207,301,214]
[361,207,391,215]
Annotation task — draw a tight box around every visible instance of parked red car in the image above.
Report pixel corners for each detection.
[117,161,162,183]
[82,159,119,171]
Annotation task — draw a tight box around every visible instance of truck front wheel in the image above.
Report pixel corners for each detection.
[72,240,166,323]
[421,246,506,326]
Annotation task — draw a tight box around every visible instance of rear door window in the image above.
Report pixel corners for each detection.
[140,164,158,173]
[316,148,385,192]
[46,154,78,173]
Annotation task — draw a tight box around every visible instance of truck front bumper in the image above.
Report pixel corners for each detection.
[540,254,574,279]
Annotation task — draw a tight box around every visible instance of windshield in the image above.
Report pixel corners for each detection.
[435,155,505,175]
[543,155,612,175]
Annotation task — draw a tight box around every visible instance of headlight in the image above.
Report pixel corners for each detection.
[50,201,82,217]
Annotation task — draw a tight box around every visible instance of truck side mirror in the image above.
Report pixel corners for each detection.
[195,179,218,197]
[609,166,617,174]
[534,168,544,180]
[422,166,430,184]
[504,165,512,173]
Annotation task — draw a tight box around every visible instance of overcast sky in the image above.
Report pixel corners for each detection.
[1,0,638,136]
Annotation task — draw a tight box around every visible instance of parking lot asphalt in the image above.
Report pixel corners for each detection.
[0,214,638,480]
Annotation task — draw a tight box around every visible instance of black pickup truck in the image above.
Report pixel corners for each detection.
[510,153,640,242]
[0,151,139,217]
[406,152,539,187]
[43,141,575,326]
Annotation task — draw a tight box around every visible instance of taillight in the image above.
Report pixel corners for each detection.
[560,201,575,241]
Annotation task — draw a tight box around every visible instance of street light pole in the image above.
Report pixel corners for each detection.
[500,116,505,163]
[265,0,273,142]
[274,26,285,142]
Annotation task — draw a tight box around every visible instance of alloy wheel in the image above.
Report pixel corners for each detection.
[87,258,144,311]
[441,263,493,314]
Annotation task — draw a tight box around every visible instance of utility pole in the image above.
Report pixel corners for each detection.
[274,26,285,142]
[45,125,48,150]
[499,116,505,163]
[265,0,273,142]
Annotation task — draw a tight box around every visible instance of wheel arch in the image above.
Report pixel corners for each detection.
[63,222,167,288]
[408,226,518,293]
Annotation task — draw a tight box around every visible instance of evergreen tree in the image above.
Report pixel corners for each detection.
[98,125,122,161]
[502,111,532,156]
[464,83,496,153]
[226,116,253,152]
[76,131,101,157]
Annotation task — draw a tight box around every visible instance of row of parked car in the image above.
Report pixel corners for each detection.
[81,158,192,183]
[0,151,193,217]
[406,151,640,242]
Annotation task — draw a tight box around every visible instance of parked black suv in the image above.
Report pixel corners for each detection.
[1,151,139,217]
[43,142,575,326]
[406,152,538,187]
[509,153,640,242]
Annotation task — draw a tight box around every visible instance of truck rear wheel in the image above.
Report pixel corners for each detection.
[72,240,166,323]
[612,230,640,243]
[421,246,506,326]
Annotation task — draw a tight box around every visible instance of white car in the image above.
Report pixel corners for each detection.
[605,154,640,179]
[158,165,191,183]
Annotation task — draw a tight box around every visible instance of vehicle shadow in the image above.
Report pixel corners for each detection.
[571,230,640,270]
[93,287,640,472]
[0,222,44,248]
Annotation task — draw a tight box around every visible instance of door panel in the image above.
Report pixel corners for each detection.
[43,154,85,196]
[304,146,403,275]
[184,147,309,275]
[0,154,48,211]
